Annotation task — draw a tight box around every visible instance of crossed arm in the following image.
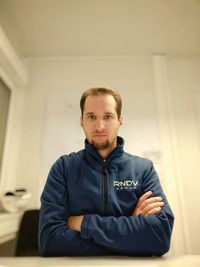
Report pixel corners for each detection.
[68,190,164,232]
[39,158,174,256]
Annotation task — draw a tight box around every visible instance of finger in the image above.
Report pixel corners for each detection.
[137,191,153,208]
[140,196,163,211]
[133,191,153,215]
[142,201,164,215]
[145,207,162,216]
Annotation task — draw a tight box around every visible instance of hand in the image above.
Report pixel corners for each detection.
[132,191,164,217]
[67,215,84,232]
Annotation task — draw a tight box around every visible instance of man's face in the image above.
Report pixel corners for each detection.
[81,94,122,154]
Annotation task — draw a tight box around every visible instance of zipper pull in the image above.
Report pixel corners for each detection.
[102,159,106,166]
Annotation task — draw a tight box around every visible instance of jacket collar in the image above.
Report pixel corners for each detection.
[85,136,124,163]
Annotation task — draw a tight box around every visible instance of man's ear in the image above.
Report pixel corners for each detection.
[119,115,123,126]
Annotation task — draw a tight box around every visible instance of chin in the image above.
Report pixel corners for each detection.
[91,140,110,150]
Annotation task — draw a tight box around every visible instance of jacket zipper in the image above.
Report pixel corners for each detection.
[102,159,108,215]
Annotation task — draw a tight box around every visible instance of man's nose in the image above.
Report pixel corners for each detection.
[95,119,105,131]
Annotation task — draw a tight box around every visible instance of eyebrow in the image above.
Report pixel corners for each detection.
[104,112,115,116]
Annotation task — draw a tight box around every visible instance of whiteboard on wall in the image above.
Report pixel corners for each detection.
[39,91,84,191]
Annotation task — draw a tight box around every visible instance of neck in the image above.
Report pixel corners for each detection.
[97,149,110,159]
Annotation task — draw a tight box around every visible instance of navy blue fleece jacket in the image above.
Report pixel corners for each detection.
[39,137,174,256]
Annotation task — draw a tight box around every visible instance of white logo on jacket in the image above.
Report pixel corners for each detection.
[113,180,138,190]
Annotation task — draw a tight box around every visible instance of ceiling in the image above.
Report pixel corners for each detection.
[0,0,200,58]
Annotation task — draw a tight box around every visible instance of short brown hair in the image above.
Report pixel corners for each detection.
[80,87,122,118]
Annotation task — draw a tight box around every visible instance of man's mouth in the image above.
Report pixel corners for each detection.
[93,134,107,140]
[93,134,107,137]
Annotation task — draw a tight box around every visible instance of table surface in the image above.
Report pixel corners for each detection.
[0,255,200,267]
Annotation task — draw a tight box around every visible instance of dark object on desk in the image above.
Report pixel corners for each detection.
[4,191,15,196]
[15,209,40,256]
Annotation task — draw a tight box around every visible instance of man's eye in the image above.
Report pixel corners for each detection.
[104,115,112,120]
[88,115,95,120]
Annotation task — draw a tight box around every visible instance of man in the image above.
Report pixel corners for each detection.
[39,87,174,256]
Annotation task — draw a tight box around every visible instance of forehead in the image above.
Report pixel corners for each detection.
[84,95,117,113]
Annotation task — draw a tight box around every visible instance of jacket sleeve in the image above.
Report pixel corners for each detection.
[80,160,174,256]
[38,157,112,256]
